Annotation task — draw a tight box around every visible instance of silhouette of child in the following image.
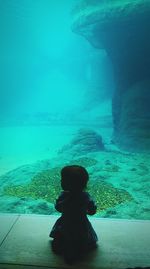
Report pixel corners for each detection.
[49,165,98,264]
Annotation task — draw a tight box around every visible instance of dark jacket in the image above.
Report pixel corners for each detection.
[50,191,98,245]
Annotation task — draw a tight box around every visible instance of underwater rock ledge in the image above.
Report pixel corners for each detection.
[72,0,150,152]
[59,128,105,157]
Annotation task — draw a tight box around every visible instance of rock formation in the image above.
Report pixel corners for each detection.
[59,128,105,157]
[72,0,150,151]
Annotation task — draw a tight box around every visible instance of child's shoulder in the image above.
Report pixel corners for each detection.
[82,191,89,196]
[82,191,91,200]
[59,191,70,198]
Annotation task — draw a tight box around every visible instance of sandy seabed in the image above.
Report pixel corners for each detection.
[0,125,149,220]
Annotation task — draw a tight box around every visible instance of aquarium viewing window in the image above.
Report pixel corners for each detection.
[0,0,150,222]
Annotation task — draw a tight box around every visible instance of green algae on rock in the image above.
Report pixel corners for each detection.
[88,179,133,212]
[4,167,133,214]
[4,168,61,205]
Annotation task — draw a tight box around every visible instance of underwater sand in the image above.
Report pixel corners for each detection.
[0,125,112,176]
[0,125,149,220]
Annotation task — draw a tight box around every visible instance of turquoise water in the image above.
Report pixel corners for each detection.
[0,0,150,220]
[0,123,113,175]
[0,126,78,175]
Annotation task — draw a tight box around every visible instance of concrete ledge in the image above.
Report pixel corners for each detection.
[0,214,150,269]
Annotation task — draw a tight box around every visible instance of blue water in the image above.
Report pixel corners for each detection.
[0,0,150,220]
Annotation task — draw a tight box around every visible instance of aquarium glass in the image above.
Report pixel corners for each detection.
[0,0,149,220]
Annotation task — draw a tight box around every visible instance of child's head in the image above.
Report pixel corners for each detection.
[61,165,89,192]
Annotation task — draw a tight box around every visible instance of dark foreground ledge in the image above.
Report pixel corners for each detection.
[0,214,150,269]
